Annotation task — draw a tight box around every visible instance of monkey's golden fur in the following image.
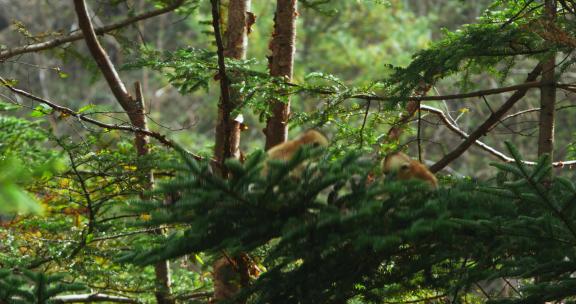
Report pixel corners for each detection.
[382,152,438,188]
[266,129,329,161]
[264,130,329,175]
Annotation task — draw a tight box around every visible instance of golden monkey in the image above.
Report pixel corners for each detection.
[264,129,329,175]
[382,152,438,188]
[211,253,261,303]
[267,129,329,161]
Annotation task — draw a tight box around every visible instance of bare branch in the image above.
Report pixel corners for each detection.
[74,0,133,112]
[421,105,517,163]
[500,108,540,122]
[421,105,576,168]
[52,293,140,304]
[0,76,202,161]
[429,64,543,173]
[557,83,576,93]
[285,79,559,104]
[352,81,544,102]
[0,0,184,61]
[501,105,576,123]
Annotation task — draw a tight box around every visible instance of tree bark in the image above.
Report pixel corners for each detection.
[213,0,250,171]
[264,0,298,150]
[210,0,251,303]
[535,1,557,297]
[73,1,173,303]
[537,0,557,159]
[134,84,174,304]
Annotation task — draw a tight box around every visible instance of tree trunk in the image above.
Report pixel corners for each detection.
[213,0,250,170]
[535,1,556,299]
[133,84,174,304]
[73,2,173,303]
[210,0,251,303]
[264,0,298,150]
[537,0,557,160]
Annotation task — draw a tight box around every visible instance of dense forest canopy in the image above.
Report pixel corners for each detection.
[2,0,576,303]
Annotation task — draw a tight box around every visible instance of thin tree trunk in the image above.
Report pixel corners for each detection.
[73,2,173,303]
[264,0,298,150]
[535,1,556,299]
[537,0,557,160]
[213,0,250,170]
[134,83,174,304]
[210,0,251,303]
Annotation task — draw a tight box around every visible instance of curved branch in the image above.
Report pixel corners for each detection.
[0,0,184,61]
[500,108,540,122]
[74,0,133,112]
[0,76,201,160]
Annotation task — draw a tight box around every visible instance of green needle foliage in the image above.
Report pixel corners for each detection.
[0,269,86,304]
[125,143,576,303]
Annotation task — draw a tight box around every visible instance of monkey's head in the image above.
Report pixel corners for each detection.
[296,129,329,148]
[382,152,438,188]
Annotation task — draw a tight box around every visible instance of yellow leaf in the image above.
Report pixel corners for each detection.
[74,214,82,227]
[95,256,107,265]
[59,178,70,188]
[140,213,152,221]
[58,112,70,119]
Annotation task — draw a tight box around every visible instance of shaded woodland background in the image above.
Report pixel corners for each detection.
[2,0,576,303]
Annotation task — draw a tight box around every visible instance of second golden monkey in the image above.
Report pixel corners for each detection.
[382,152,438,188]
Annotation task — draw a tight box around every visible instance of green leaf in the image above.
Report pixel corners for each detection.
[78,104,95,113]
[0,184,43,215]
[29,104,53,117]
[0,101,20,111]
